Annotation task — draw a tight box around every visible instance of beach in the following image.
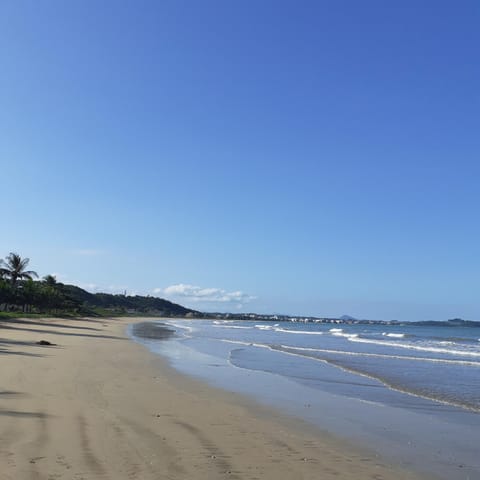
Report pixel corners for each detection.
[0,316,430,480]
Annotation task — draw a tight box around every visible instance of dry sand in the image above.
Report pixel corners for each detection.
[0,316,428,480]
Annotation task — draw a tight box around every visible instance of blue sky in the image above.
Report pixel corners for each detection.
[1,1,479,320]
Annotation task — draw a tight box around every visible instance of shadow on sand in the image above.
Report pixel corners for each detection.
[0,318,102,331]
[0,325,124,340]
[0,409,50,418]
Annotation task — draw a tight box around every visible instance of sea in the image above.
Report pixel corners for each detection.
[130,319,480,480]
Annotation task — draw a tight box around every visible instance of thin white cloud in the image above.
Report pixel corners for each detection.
[78,282,101,292]
[154,284,256,307]
[81,283,130,295]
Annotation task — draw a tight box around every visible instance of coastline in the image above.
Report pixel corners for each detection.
[0,316,429,479]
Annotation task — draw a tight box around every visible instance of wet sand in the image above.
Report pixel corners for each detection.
[0,316,429,479]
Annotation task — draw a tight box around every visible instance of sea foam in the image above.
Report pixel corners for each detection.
[274,328,324,335]
[349,336,480,357]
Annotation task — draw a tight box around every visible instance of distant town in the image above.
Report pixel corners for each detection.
[195,312,480,328]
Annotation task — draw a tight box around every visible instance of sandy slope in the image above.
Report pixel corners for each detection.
[0,316,427,480]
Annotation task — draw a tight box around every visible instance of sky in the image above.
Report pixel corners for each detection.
[1,1,479,321]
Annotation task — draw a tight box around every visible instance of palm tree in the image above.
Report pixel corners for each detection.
[0,252,38,286]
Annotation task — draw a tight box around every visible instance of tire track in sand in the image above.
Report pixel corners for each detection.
[119,416,186,478]
[77,414,107,476]
[174,419,241,479]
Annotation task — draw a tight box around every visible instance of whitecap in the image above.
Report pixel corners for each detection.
[213,325,253,330]
[349,337,480,358]
[274,328,324,335]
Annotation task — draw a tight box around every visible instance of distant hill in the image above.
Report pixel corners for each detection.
[340,315,357,321]
[56,283,197,317]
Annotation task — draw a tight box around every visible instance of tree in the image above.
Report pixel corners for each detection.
[43,274,57,287]
[0,252,38,286]
[0,278,14,311]
[18,279,38,313]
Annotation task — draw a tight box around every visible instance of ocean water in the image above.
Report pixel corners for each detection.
[130,319,480,480]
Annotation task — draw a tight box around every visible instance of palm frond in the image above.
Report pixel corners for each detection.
[19,258,30,270]
[20,270,38,279]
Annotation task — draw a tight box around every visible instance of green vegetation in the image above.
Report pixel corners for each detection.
[0,252,197,318]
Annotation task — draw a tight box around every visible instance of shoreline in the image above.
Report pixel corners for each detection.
[131,319,480,480]
[0,316,429,479]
